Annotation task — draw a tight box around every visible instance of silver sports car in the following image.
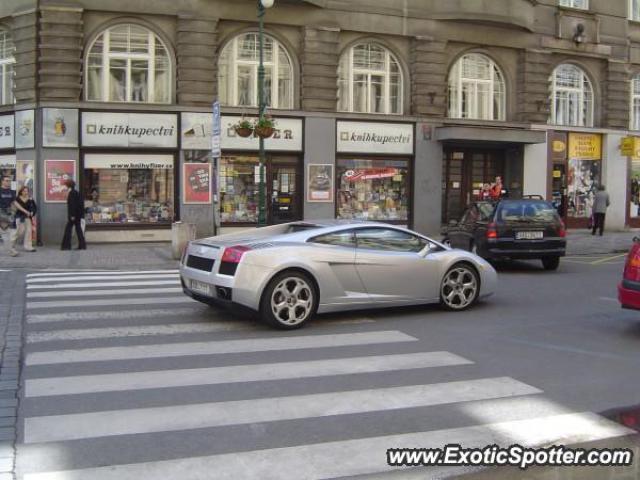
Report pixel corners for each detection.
[180,220,497,329]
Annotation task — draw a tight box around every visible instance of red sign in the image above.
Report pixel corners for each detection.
[343,167,399,182]
[183,163,211,204]
[45,160,75,203]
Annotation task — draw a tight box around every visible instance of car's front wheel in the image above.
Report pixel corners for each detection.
[440,263,480,311]
[260,271,318,329]
[541,256,560,271]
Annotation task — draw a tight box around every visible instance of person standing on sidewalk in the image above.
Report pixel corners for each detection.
[61,179,86,250]
[592,184,610,236]
[14,186,36,252]
[0,176,18,257]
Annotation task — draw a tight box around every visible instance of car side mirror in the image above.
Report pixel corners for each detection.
[448,220,458,227]
[420,242,441,257]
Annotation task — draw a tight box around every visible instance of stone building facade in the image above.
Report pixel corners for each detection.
[1,0,639,243]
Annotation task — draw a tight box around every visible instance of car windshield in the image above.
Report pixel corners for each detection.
[496,201,557,222]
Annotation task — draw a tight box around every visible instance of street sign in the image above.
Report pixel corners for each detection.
[212,101,221,158]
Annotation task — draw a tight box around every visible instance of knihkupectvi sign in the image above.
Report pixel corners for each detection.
[337,121,414,155]
[81,112,178,148]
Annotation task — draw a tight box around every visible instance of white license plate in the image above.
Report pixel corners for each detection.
[190,280,212,296]
[516,231,544,240]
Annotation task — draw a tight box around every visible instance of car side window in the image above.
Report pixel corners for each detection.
[309,230,355,247]
[355,228,427,253]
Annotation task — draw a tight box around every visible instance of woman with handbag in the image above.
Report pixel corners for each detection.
[14,186,37,252]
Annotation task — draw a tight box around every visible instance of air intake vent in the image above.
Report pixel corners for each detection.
[186,255,215,272]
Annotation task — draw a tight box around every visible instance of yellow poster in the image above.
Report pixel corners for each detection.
[568,133,601,160]
[621,136,640,158]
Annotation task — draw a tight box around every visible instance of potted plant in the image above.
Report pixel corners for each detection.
[233,117,253,138]
[254,115,276,139]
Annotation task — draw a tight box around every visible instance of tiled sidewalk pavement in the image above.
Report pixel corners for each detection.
[0,270,22,480]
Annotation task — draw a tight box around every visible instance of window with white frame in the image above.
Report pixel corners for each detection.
[86,24,171,104]
[631,75,640,130]
[631,0,640,21]
[559,0,588,9]
[218,33,293,109]
[338,43,403,115]
[447,53,506,121]
[0,28,15,105]
[549,64,593,127]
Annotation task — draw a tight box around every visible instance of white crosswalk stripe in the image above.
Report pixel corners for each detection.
[19,269,634,480]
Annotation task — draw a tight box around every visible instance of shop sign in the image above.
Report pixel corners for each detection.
[43,109,79,148]
[15,110,35,149]
[45,160,75,203]
[221,116,302,151]
[181,112,213,151]
[343,167,399,181]
[0,114,14,149]
[84,154,174,170]
[307,164,334,202]
[0,154,15,169]
[568,133,601,161]
[620,136,640,158]
[336,121,413,155]
[183,163,212,204]
[549,131,567,163]
[82,112,178,148]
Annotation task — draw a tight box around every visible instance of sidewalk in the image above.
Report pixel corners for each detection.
[0,229,638,271]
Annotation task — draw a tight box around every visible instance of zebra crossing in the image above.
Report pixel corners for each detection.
[18,269,634,479]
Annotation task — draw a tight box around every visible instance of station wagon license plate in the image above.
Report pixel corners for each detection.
[190,279,212,297]
[516,231,544,240]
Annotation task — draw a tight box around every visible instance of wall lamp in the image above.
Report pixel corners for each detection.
[573,24,586,45]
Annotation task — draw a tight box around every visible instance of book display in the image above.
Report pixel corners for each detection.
[83,168,174,224]
[219,156,259,223]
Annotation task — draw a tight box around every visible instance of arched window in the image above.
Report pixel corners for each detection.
[631,75,640,130]
[218,33,293,109]
[549,64,593,127]
[338,43,403,114]
[86,24,172,104]
[0,28,15,105]
[448,53,505,121]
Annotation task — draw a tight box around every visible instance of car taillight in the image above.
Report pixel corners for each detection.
[221,245,252,264]
[558,220,566,238]
[486,222,498,239]
[623,243,640,281]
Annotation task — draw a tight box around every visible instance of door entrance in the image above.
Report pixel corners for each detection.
[442,148,505,223]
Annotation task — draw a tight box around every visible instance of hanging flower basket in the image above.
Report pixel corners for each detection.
[234,126,253,138]
[254,126,275,138]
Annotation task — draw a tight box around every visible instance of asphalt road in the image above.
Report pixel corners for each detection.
[13,255,640,479]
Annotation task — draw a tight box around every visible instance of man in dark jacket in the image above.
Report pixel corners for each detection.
[61,179,86,250]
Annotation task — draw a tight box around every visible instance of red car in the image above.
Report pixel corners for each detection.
[618,237,640,310]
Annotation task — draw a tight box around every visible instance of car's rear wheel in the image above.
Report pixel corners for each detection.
[541,256,560,271]
[440,263,480,311]
[260,271,318,329]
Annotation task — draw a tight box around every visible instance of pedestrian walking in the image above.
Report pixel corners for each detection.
[61,179,87,250]
[0,175,18,257]
[14,186,37,252]
[592,184,610,236]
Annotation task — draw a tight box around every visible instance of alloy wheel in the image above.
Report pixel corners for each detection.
[270,277,314,326]
[441,266,478,310]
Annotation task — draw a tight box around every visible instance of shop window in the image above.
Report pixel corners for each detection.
[447,54,505,121]
[0,28,15,105]
[549,64,593,127]
[83,155,175,224]
[631,75,640,130]
[631,160,640,220]
[218,33,293,109]
[338,43,403,115]
[85,24,172,104]
[559,0,588,9]
[336,158,409,222]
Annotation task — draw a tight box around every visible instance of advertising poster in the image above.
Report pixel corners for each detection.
[15,110,35,149]
[307,164,334,202]
[16,160,35,197]
[183,162,212,204]
[43,108,79,148]
[45,160,75,203]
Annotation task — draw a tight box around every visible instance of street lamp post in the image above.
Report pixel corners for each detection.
[257,0,274,226]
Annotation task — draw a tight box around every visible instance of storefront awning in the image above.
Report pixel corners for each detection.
[435,126,546,145]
